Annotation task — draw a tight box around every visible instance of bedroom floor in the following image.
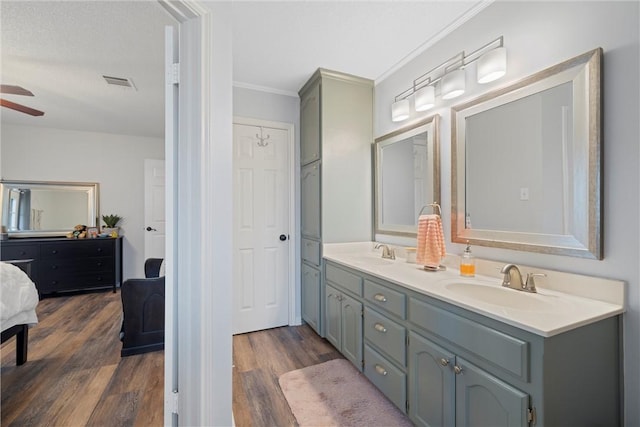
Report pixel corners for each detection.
[1,290,163,426]
[2,289,343,426]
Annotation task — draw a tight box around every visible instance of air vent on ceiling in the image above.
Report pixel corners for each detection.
[103,75,137,91]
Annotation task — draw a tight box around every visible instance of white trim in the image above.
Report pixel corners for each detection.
[233,80,300,98]
[375,0,495,84]
[233,116,298,327]
[163,24,178,427]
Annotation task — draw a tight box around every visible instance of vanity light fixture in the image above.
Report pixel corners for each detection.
[477,46,507,83]
[414,85,435,112]
[441,68,466,100]
[390,36,506,121]
[391,98,410,122]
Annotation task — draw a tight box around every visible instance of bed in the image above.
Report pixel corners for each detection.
[1,260,39,365]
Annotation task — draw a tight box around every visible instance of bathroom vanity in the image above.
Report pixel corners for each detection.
[321,243,623,427]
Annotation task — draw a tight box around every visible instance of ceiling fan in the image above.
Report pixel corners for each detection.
[0,84,45,116]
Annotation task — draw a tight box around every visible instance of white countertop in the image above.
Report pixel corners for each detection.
[323,242,625,337]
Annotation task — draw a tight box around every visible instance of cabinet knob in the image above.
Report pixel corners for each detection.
[97,262,103,267]
[374,364,388,376]
[20,251,26,255]
[97,248,103,252]
[454,365,463,375]
[373,293,387,303]
[51,265,57,270]
[440,358,449,367]
[374,323,387,333]
[51,250,57,254]
[337,295,343,301]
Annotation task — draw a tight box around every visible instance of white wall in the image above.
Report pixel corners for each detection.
[0,124,164,280]
[375,1,639,424]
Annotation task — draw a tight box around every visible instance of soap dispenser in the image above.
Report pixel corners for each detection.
[460,241,475,277]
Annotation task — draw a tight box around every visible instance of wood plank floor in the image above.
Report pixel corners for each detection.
[232,325,344,427]
[1,290,163,426]
[3,290,341,427]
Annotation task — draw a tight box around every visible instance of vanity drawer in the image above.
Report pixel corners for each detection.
[409,297,529,381]
[325,263,362,296]
[364,279,406,319]
[364,307,406,367]
[364,344,406,412]
[301,238,321,266]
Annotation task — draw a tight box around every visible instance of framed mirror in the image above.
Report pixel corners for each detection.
[452,48,602,259]
[0,180,100,238]
[374,115,440,237]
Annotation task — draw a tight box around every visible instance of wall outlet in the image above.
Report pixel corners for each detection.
[520,187,529,201]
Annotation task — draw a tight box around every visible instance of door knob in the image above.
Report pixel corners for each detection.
[146,226,157,231]
[279,234,288,241]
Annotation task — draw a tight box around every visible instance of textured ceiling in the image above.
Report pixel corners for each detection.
[1,1,486,139]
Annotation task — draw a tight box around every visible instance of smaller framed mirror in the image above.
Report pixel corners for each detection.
[0,180,100,238]
[374,115,440,237]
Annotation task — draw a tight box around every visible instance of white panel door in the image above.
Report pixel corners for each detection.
[233,123,290,334]
[144,159,166,260]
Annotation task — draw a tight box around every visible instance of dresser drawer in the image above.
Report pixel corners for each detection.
[364,279,406,319]
[1,244,39,261]
[301,238,321,266]
[364,344,406,412]
[325,263,362,296]
[40,256,114,276]
[41,239,114,259]
[364,307,406,367]
[409,297,529,381]
[40,271,115,292]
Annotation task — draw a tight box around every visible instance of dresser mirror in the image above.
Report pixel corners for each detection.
[452,48,602,258]
[0,180,99,238]
[374,115,440,237]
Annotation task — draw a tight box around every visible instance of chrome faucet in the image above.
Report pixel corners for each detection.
[500,264,545,293]
[375,243,396,260]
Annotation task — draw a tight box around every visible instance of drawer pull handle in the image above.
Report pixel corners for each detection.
[440,358,449,367]
[454,365,463,375]
[374,364,388,376]
[373,293,387,303]
[20,251,26,255]
[51,265,57,270]
[51,250,57,254]
[374,323,387,333]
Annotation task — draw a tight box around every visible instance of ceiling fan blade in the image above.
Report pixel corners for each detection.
[0,85,34,96]
[0,99,44,116]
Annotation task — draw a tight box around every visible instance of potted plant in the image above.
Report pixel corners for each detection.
[102,214,122,237]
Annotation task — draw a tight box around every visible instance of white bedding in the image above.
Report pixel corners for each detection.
[1,261,39,332]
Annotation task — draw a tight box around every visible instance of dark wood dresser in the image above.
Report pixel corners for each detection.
[0,237,123,295]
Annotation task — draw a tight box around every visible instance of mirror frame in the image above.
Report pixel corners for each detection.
[451,48,602,259]
[0,180,100,238]
[374,114,441,237]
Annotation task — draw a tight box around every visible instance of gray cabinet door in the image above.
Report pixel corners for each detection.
[341,293,363,371]
[325,284,341,349]
[301,161,320,239]
[408,331,455,427]
[455,357,529,427]
[300,83,320,165]
[301,263,320,333]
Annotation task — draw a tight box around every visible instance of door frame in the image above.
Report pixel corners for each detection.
[158,1,233,426]
[233,116,297,327]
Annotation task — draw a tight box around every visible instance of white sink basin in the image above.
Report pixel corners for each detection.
[444,282,557,312]
[339,254,394,267]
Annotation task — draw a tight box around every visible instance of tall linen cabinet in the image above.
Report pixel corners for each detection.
[299,69,373,336]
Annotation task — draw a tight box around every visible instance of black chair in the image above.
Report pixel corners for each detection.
[120,258,165,357]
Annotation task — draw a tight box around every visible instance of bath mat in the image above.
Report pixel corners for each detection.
[278,358,413,427]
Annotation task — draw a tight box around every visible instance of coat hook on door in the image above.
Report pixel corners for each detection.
[256,132,270,147]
